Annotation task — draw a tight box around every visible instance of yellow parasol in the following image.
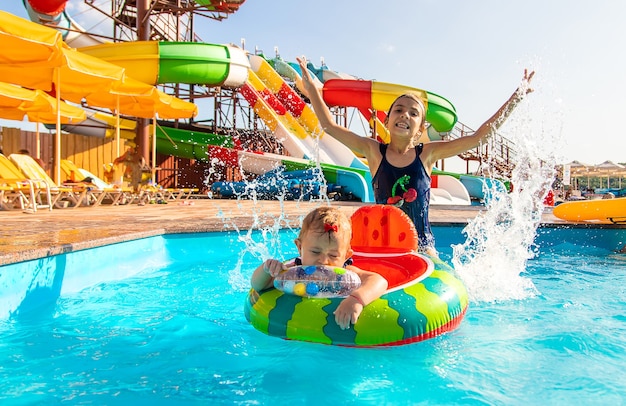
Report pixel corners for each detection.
[81,76,198,183]
[0,11,198,182]
[0,82,86,124]
[0,12,127,182]
[0,10,66,67]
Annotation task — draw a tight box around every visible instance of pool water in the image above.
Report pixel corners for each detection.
[0,227,625,405]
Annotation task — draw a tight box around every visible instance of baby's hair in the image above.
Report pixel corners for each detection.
[299,206,352,244]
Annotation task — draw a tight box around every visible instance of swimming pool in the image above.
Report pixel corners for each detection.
[0,226,625,404]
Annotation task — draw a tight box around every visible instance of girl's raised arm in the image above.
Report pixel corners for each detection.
[297,57,378,157]
[423,69,535,166]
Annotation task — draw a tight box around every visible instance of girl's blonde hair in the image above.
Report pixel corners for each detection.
[299,206,352,245]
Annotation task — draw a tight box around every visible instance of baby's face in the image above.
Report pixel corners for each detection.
[295,230,352,267]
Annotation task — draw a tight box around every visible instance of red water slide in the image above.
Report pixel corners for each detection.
[26,0,68,15]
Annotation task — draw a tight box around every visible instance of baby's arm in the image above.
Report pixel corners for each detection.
[250,258,285,291]
[333,268,388,330]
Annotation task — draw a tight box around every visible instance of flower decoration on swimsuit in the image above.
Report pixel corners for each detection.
[386,175,417,207]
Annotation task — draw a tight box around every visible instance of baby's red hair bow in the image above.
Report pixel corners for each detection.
[324,223,338,233]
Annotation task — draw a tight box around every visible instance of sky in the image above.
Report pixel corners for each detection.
[2,0,625,167]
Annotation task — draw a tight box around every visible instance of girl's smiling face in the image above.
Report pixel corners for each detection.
[386,95,425,138]
[295,230,353,267]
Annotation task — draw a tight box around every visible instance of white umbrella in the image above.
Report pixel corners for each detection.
[594,160,625,189]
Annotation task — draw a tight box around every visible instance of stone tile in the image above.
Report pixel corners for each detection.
[0,198,571,266]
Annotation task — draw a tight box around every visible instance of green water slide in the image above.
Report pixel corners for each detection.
[155,125,235,161]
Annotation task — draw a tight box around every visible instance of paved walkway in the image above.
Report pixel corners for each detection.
[0,198,570,266]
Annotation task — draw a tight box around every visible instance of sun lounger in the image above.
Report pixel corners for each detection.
[8,153,89,208]
[130,185,201,205]
[60,160,132,206]
[0,153,51,212]
[162,187,200,201]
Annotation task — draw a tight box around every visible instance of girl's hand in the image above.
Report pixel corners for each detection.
[518,69,536,97]
[296,56,317,97]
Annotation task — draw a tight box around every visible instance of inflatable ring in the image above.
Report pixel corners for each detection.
[244,205,469,346]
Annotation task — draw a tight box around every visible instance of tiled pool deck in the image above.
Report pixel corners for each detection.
[0,199,585,266]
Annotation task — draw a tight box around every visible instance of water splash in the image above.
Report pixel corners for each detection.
[213,161,330,292]
[453,77,562,303]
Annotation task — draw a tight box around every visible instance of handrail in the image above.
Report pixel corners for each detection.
[440,121,517,178]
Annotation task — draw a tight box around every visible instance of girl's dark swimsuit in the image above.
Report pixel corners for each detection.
[372,143,435,251]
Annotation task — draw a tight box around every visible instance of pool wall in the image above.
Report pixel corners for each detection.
[0,237,170,320]
[1,226,625,321]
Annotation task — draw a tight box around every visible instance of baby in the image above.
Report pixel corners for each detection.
[251,206,388,329]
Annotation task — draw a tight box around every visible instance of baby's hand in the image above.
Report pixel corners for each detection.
[262,259,285,278]
[333,295,363,330]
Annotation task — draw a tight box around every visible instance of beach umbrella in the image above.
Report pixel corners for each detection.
[594,160,625,189]
[149,90,198,183]
[80,73,197,119]
[0,12,194,118]
[0,12,128,182]
[0,47,126,102]
[80,75,197,177]
[564,160,592,189]
[0,11,125,97]
[0,11,197,181]
[0,82,86,124]
[83,79,198,182]
[566,160,590,176]
[0,10,66,67]
[152,91,199,120]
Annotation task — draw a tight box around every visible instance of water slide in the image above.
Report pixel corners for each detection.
[240,55,373,201]
[239,68,327,162]
[273,59,471,205]
[238,70,375,201]
[430,174,471,206]
[290,59,454,143]
[78,41,249,88]
[23,0,246,47]
[248,54,368,171]
[320,76,457,133]
[458,174,507,203]
[433,168,507,204]
[23,1,462,203]
[22,1,375,201]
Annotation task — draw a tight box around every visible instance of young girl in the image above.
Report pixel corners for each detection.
[297,57,535,255]
[251,206,388,330]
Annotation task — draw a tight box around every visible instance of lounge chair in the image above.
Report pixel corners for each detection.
[8,153,89,208]
[60,159,132,206]
[0,153,51,212]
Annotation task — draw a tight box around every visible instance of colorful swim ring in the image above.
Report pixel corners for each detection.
[244,205,469,347]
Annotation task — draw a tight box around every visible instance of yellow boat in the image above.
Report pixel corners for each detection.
[553,197,626,223]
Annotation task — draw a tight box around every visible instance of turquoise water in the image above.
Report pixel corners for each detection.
[0,227,625,405]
